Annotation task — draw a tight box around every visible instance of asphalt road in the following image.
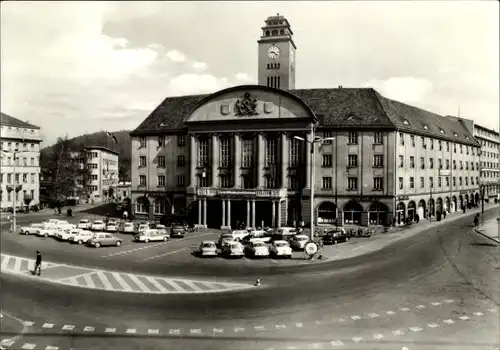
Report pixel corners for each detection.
[1,207,499,349]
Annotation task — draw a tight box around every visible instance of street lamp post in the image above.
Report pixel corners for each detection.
[294,128,335,241]
[481,184,485,226]
[1,148,28,233]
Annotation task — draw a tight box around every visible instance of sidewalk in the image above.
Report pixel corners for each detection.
[473,218,500,244]
[0,203,104,222]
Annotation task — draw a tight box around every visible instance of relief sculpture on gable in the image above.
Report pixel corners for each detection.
[234,92,259,116]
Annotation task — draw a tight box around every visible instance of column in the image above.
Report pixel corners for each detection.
[203,198,207,226]
[211,134,218,187]
[277,200,281,228]
[234,133,242,187]
[281,132,288,187]
[272,201,276,228]
[305,133,311,188]
[189,134,197,187]
[251,199,256,228]
[246,200,250,227]
[222,199,226,227]
[257,133,265,188]
[227,199,232,228]
[198,199,202,225]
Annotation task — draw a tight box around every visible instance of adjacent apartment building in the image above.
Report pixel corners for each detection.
[0,112,42,211]
[83,146,120,202]
[473,124,500,201]
[128,14,482,229]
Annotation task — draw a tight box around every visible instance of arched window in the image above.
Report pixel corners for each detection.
[317,202,337,224]
[279,29,285,35]
[271,29,278,36]
[368,202,388,226]
[343,201,363,225]
[154,198,165,215]
[265,30,270,36]
[135,197,148,214]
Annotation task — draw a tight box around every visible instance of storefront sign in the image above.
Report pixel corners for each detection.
[352,196,377,202]
[196,187,286,198]
[439,170,451,176]
[397,195,409,201]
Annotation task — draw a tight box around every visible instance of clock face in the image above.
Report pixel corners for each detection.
[268,46,280,59]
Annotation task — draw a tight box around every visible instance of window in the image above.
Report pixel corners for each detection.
[459,177,462,186]
[429,158,434,169]
[410,156,415,168]
[429,177,434,188]
[30,157,34,166]
[438,176,442,187]
[157,175,165,186]
[465,161,468,170]
[399,155,404,168]
[421,136,426,148]
[323,131,333,144]
[438,140,442,151]
[409,177,415,188]
[471,162,474,171]
[466,146,469,155]
[453,144,456,153]
[158,156,165,168]
[220,138,231,167]
[198,138,209,167]
[322,177,332,189]
[446,176,450,187]
[348,132,358,144]
[373,155,383,167]
[265,138,277,167]
[471,177,474,185]
[453,177,456,186]
[177,175,185,187]
[220,174,232,188]
[242,139,254,168]
[30,189,34,199]
[347,177,358,190]
[446,159,450,169]
[140,137,146,148]
[460,144,463,154]
[177,155,185,166]
[265,175,277,189]
[31,144,34,149]
[177,135,185,147]
[410,135,415,147]
[289,138,301,167]
[7,174,12,184]
[399,132,405,145]
[139,156,146,168]
[15,174,19,184]
[22,157,26,166]
[158,136,165,147]
[154,199,164,215]
[348,155,358,167]
[420,157,425,169]
[460,161,463,170]
[446,142,450,151]
[373,177,383,190]
[198,174,208,187]
[398,177,403,190]
[438,158,442,169]
[322,154,332,167]
[420,177,425,188]
[374,132,383,144]
[23,174,27,183]
[453,160,456,170]
[288,175,299,190]
[465,177,468,186]
[31,173,35,184]
[139,175,146,186]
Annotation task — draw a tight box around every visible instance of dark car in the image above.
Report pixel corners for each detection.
[171,224,186,238]
[322,229,350,245]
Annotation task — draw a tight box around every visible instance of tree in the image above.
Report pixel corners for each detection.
[40,136,90,206]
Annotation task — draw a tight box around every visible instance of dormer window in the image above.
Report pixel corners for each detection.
[403,119,410,125]
[454,133,458,137]
[159,121,167,127]
[423,124,429,130]
[440,129,445,134]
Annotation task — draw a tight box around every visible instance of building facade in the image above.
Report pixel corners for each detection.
[129,14,482,228]
[84,146,120,202]
[473,124,499,201]
[0,113,42,211]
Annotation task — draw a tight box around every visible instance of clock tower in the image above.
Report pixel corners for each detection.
[257,14,296,90]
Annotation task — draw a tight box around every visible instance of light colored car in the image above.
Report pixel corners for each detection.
[87,232,122,248]
[221,241,244,258]
[218,233,234,247]
[36,225,59,238]
[270,240,293,258]
[120,222,135,233]
[196,241,218,257]
[56,228,80,241]
[69,230,94,244]
[244,241,270,258]
[230,230,249,242]
[91,220,105,231]
[106,222,118,232]
[20,224,41,235]
[275,227,298,240]
[171,224,186,238]
[248,230,272,243]
[137,224,149,233]
[134,229,169,243]
[289,234,309,250]
[77,219,92,229]
[156,224,168,235]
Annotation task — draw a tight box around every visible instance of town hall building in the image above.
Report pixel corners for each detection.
[130,14,482,228]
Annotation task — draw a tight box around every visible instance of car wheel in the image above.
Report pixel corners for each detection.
[94,242,101,248]
[116,241,121,247]
[78,240,83,245]
[145,238,149,243]
[44,233,48,238]
[163,236,168,242]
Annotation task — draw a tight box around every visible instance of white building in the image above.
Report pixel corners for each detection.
[474,123,500,200]
[0,112,42,211]
[85,146,120,203]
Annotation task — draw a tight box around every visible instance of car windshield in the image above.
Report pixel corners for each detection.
[231,244,241,249]
[125,224,133,227]
[173,225,183,229]
[253,242,266,247]
[94,221,103,224]
[203,243,215,248]
[275,242,288,247]
[79,220,88,223]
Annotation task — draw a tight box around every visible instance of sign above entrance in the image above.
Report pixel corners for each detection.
[439,170,451,176]
[235,92,259,116]
[197,187,287,198]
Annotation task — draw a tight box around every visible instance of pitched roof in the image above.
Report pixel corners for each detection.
[0,112,41,130]
[130,86,479,146]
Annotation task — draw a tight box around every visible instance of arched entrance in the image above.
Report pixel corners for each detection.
[475,192,480,206]
[459,195,463,210]
[464,194,469,208]
[418,199,426,219]
[173,197,187,215]
[135,196,150,215]
[452,196,457,212]
[436,197,443,214]
[317,201,337,224]
[396,202,406,225]
[428,198,435,216]
[342,201,363,225]
[445,197,450,212]
[407,201,416,221]
[368,202,388,225]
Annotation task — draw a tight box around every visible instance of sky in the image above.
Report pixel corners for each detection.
[1,1,499,146]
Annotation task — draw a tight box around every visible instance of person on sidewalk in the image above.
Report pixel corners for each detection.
[415,213,420,223]
[474,213,480,227]
[443,210,447,219]
[34,251,42,276]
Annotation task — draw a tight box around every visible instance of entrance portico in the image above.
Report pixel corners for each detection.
[195,187,287,229]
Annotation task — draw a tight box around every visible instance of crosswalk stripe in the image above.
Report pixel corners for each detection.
[42,323,54,329]
[126,329,136,334]
[105,328,116,333]
[146,276,169,293]
[45,346,58,350]
[83,273,96,289]
[96,271,113,290]
[159,278,184,292]
[1,256,11,270]
[13,257,23,272]
[178,279,203,292]
[21,344,36,349]
[127,273,150,292]
[112,272,134,292]
[148,329,159,334]
[20,259,30,272]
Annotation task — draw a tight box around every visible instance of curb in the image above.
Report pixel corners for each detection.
[472,228,500,245]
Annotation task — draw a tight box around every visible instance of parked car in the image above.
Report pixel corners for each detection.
[217,233,234,247]
[241,230,272,245]
[322,229,350,245]
[244,241,270,258]
[91,220,105,231]
[56,228,81,241]
[119,222,135,233]
[221,241,244,258]
[196,241,218,257]
[106,221,118,232]
[69,230,94,244]
[229,230,249,242]
[36,225,59,238]
[289,234,309,250]
[134,229,169,243]
[171,224,186,238]
[269,240,293,259]
[156,224,169,235]
[87,233,122,248]
[77,219,92,229]
[20,224,41,235]
[274,227,298,240]
[137,224,149,233]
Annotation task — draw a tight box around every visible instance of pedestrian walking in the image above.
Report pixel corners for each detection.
[474,213,480,227]
[443,210,447,219]
[34,251,42,276]
[123,210,128,220]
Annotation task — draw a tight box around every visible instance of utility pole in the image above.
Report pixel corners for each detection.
[481,184,485,226]
[2,148,28,233]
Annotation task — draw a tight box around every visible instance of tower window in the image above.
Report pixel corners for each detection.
[271,29,278,36]
[280,29,284,35]
[265,30,270,36]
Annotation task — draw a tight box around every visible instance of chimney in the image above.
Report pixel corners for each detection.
[338,85,343,89]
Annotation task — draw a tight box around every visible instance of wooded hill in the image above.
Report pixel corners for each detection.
[41,130,132,181]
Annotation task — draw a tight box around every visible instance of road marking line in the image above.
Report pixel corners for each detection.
[45,346,59,350]
[443,299,455,303]
[386,310,396,315]
[431,302,442,306]
[21,344,36,349]
[234,327,245,332]
[443,319,454,324]
[13,257,22,272]
[416,305,426,309]
[315,320,323,325]
[275,324,286,329]
[111,272,134,292]
[310,344,322,349]
[351,315,361,320]
[473,312,484,316]
[105,328,116,333]
[148,329,159,334]
[255,325,266,331]
[96,271,114,290]
[295,322,303,328]
[409,326,423,332]
[126,328,136,334]
[83,326,95,332]
[190,329,202,335]
[42,323,54,329]
[141,248,188,261]
[331,340,344,346]
[428,323,440,328]
[374,333,384,339]
[392,330,404,336]
[83,273,96,289]
[22,321,34,326]
[352,337,363,343]
[145,276,169,293]
[213,328,224,333]
[1,256,11,271]
[368,313,379,318]
[127,273,150,293]
[400,307,410,312]
[169,329,180,335]
[160,278,184,292]
[0,340,15,347]
[179,279,203,292]
[458,315,470,320]
[487,308,498,313]
[62,325,75,330]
